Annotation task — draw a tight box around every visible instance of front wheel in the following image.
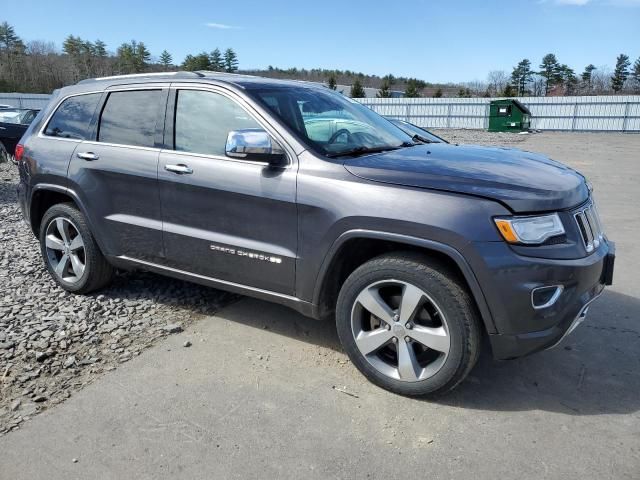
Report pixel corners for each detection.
[39,203,114,294]
[336,253,481,396]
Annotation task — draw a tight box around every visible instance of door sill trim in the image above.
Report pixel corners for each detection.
[117,255,303,304]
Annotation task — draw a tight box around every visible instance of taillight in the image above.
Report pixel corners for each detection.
[14,144,24,162]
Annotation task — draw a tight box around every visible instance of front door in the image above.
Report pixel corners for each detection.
[158,88,297,295]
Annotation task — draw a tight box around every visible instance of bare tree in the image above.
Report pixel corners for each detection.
[486,70,508,96]
[591,67,613,94]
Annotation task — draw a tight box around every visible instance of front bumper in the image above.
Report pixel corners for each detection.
[468,239,615,360]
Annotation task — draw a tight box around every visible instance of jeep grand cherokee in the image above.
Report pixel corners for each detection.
[15,72,615,396]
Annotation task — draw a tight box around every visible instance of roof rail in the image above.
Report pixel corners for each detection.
[77,71,204,84]
[195,70,251,77]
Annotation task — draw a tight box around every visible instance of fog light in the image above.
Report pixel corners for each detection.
[531,285,564,309]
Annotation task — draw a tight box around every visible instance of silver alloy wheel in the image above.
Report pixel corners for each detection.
[350,279,451,382]
[44,217,86,284]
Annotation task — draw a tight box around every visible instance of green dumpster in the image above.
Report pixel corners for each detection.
[488,99,531,132]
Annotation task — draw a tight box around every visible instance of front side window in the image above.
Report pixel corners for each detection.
[174,90,261,157]
[44,93,101,140]
[248,86,413,157]
[98,90,162,148]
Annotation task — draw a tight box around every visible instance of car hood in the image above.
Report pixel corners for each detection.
[343,143,588,212]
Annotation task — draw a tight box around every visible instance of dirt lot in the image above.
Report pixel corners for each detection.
[0,131,639,479]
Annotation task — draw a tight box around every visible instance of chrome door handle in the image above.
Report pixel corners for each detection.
[165,164,193,174]
[76,152,99,161]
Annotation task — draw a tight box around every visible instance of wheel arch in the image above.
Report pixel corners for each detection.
[29,184,108,255]
[312,230,497,334]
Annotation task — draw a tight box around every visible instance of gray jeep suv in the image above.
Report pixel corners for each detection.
[16,72,615,396]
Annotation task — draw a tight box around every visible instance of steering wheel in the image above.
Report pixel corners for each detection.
[328,128,352,144]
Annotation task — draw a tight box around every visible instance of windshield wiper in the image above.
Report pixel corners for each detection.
[412,134,433,144]
[326,145,402,158]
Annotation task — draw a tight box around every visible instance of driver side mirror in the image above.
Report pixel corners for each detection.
[225,129,286,166]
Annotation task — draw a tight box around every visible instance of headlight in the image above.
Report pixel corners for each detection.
[494,213,565,245]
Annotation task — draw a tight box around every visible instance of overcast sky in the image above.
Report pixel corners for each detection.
[2,0,639,83]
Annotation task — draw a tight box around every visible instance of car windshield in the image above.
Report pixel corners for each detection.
[247,86,414,157]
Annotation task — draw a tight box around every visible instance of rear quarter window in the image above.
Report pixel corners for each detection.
[43,93,101,140]
[97,90,163,148]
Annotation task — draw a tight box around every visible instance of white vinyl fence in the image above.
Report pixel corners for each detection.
[2,92,639,132]
[360,95,640,132]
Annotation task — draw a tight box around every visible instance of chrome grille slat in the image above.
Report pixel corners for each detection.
[574,200,604,253]
[585,209,600,248]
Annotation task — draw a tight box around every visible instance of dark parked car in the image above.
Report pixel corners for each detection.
[16,72,614,396]
[386,118,448,144]
[0,108,39,162]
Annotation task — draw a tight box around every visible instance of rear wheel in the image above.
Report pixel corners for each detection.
[336,253,481,396]
[39,203,114,293]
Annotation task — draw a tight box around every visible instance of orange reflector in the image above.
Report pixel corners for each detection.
[495,219,518,243]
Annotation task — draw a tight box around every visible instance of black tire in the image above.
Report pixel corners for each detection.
[0,142,8,163]
[39,203,114,294]
[336,252,481,397]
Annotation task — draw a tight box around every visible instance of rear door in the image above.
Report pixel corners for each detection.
[67,86,168,261]
[157,86,298,295]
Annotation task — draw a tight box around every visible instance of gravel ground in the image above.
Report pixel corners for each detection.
[434,128,532,146]
[0,161,236,435]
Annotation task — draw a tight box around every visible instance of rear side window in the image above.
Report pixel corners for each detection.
[98,90,162,148]
[174,90,260,156]
[44,93,101,140]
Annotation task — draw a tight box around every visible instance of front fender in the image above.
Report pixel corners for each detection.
[311,229,497,334]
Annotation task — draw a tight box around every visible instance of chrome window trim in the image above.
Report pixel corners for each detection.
[80,140,161,153]
[37,90,104,142]
[161,148,287,168]
[95,87,167,149]
[168,83,297,169]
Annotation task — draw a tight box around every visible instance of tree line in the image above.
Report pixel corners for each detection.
[501,53,640,97]
[0,21,238,93]
[1,20,638,98]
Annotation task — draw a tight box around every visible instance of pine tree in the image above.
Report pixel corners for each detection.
[558,64,578,95]
[93,40,107,57]
[581,64,596,88]
[503,84,516,97]
[0,21,25,52]
[350,79,366,98]
[510,59,533,96]
[135,42,150,70]
[159,50,173,68]
[209,48,223,71]
[328,75,337,90]
[433,88,443,98]
[116,40,149,74]
[611,54,631,92]
[376,78,392,98]
[62,35,83,57]
[182,52,211,71]
[403,79,421,98]
[223,48,238,72]
[539,53,562,94]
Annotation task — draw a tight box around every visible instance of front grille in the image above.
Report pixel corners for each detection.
[574,201,604,253]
